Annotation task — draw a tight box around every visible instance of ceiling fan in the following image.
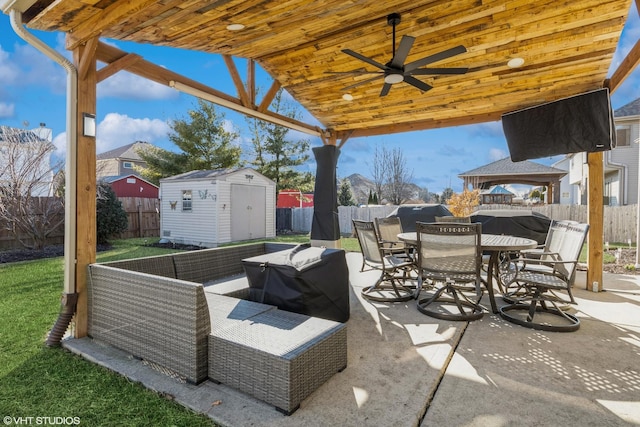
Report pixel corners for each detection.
[333,13,469,97]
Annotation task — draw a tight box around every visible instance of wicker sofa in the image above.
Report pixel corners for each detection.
[87,242,348,415]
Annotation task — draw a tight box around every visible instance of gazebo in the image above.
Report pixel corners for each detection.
[459,158,568,204]
[1,0,639,339]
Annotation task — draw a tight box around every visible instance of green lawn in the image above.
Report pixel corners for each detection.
[0,235,359,426]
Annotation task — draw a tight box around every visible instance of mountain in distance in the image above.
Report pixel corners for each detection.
[344,173,422,205]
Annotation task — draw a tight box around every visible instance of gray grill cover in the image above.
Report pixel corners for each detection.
[469,210,551,244]
[242,244,350,322]
[387,204,453,232]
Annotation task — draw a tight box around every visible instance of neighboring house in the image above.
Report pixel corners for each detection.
[479,185,514,205]
[0,124,56,197]
[100,174,159,199]
[555,97,640,206]
[159,167,275,248]
[96,141,152,180]
[277,189,314,208]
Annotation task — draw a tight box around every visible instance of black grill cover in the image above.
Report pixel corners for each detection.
[469,210,551,244]
[242,244,350,322]
[502,88,616,162]
[387,204,454,232]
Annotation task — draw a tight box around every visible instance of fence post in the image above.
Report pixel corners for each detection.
[138,203,143,238]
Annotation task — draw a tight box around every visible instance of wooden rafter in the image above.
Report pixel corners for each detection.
[606,38,640,93]
[95,42,320,136]
[258,80,282,113]
[247,59,255,107]
[222,55,250,108]
[96,52,141,83]
[77,36,98,81]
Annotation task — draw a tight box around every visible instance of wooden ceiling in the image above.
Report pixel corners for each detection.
[17,0,637,138]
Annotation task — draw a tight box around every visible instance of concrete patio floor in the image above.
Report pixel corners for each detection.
[64,252,640,426]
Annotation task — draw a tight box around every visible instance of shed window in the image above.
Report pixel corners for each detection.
[182,190,192,211]
[616,126,630,147]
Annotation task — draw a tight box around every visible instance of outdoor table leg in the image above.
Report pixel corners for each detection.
[486,251,500,314]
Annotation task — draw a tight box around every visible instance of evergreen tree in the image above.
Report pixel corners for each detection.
[138,99,241,184]
[338,178,356,206]
[441,187,455,204]
[367,189,373,205]
[96,183,128,244]
[247,90,314,196]
[373,192,379,204]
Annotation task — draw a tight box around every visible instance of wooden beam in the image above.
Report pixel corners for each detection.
[606,38,640,93]
[587,151,604,292]
[337,130,353,149]
[72,42,97,337]
[247,59,255,106]
[96,42,320,135]
[222,55,250,108]
[77,36,99,81]
[96,53,142,83]
[257,80,282,113]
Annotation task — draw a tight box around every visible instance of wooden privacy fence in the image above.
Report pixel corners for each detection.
[288,204,639,244]
[118,197,160,239]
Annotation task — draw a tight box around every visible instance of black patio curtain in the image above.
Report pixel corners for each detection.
[311,145,340,241]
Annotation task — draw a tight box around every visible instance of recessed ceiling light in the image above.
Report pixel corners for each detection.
[507,57,525,68]
[342,93,354,101]
[226,23,245,31]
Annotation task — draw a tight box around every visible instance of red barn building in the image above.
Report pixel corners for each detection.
[277,189,314,208]
[101,174,159,199]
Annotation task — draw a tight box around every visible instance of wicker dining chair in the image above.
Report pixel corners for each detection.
[415,222,484,321]
[352,219,415,302]
[499,222,589,332]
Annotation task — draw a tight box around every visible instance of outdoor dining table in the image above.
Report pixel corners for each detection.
[397,232,538,314]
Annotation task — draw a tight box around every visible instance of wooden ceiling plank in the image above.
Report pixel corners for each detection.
[607,38,640,93]
[222,55,250,107]
[96,52,142,83]
[66,0,158,50]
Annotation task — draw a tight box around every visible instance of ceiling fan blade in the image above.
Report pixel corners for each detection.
[409,67,469,75]
[404,45,467,72]
[404,76,433,92]
[343,75,383,91]
[342,49,387,70]
[380,83,392,97]
[390,35,415,68]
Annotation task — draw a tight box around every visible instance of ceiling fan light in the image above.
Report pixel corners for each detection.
[342,93,354,101]
[384,73,404,84]
[226,23,245,31]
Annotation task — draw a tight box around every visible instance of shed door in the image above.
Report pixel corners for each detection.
[231,184,266,241]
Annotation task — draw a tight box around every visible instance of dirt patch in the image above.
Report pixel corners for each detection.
[600,247,639,275]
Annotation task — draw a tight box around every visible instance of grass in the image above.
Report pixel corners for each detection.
[578,242,635,264]
[0,234,359,426]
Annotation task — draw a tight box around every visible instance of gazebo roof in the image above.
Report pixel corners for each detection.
[459,157,567,187]
[5,0,637,139]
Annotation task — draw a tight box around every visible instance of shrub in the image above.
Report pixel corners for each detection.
[96,183,128,244]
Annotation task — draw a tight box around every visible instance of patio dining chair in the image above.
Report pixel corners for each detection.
[374,216,413,259]
[499,222,589,332]
[352,220,415,302]
[415,222,484,321]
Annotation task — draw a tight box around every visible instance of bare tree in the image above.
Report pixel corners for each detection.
[369,144,389,203]
[0,126,64,249]
[386,147,413,205]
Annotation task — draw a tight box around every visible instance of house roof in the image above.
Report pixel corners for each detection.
[97,141,151,161]
[160,167,274,185]
[9,0,635,139]
[459,157,567,177]
[99,174,158,188]
[614,97,640,118]
[481,185,514,195]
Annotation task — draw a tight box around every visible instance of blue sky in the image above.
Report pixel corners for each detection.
[1,4,639,196]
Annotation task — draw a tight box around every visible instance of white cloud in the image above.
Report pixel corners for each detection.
[13,43,67,94]
[96,113,171,153]
[0,102,15,118]
[489,148,507,161]
[97,70,179,100]
[52,131,67,157]
[0,44,20,83]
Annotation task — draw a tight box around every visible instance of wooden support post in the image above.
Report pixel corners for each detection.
[73,40,98,337]
[587,151,604,291]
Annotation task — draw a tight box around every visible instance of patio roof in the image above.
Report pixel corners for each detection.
[6,0,639,139]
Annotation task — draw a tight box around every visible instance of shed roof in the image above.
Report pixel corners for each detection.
[99,174,158,188]
[160,167,274,184]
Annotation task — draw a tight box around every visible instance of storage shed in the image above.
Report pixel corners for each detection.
[101,174,159,199]
[160,168,275,247]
